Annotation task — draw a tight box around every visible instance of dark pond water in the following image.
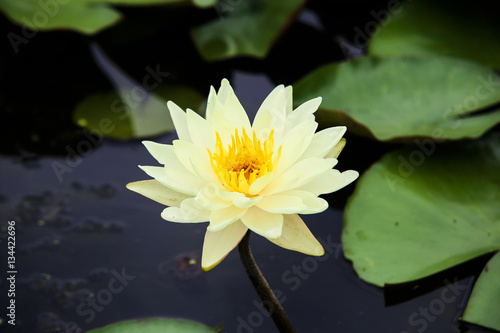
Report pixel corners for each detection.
[0,1,497,332]
[0,72,495,333]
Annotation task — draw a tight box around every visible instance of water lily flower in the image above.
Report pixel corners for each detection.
[127,79,358,271]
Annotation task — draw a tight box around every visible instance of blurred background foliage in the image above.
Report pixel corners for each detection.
[1,0,499,331]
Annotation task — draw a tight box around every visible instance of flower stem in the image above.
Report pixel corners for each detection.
[238,231,297,333]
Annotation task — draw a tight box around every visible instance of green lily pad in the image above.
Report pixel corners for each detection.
[368,0,500,70]
[293,56,500,142]
[462,252,500,331]
[87,318,222,333]
[342,134,500,330]
[73,84,204,139]
[191,0,304,61]
[1,0,214,36]
[342,134,500,286]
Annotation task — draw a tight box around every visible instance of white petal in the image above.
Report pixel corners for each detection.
[163,165,206,196]
[143,142,185,171]
[285,85,293,116]
[297,169,359,195]
[161,198,210,222]
[241,207,283,239]
[298,126,346,160]
[186,108,215,149]
[217,79,252,131]
[195,186,231,210]
[205,86,217,124]
[126,180,189,207]
[208,206,247,232]
[267,214,324,256]
[215,185,245,201]
[264,158,337,195]
[210,99,235,144]
[277,190,328,214]
[284,97,322,133]
[248,172,274,195]
[217,78,233,102]
[167,101,191,142]
[138,165,168,184]
[256,194,306,214]
[202,220,248,271]
[253,85,287,143]
[142,141,171,165]
[232,196,262,209]
[173,139,210,175]
[139,148,203,194]
[190,158,219,186]
[274,120,318,176]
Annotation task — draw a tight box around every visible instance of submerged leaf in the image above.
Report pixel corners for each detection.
[87,317,222,333]
[294,56,500,142]
[72,44,204,139]
[73,84,204,140]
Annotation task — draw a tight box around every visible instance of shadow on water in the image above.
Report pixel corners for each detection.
[0,130,494,333]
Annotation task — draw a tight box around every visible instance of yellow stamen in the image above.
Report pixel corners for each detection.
[207,128,282,194]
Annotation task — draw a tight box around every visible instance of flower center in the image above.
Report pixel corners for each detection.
[208,128,282,194]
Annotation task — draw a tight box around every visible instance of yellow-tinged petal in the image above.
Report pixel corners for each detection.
[195,186,231,210]
[173,139,210,175]
[263,158,337,195]
[284,85,293,116]
[255,194,306,214]
[283,97,322,134]
[163,165,206,196]
[186,108,215,149]
[273,120,317,176]
[297,169,359,196]
[167,101,191,142]
[139,164,202,196]
[241,207,283,239]
[208,206,247,232]
[277,190,328,214]
[202,220,248,271]
[232,196,262,209]
[161,198,210,222]
[325,138,346,159]
[126,180,189,207]
[253,85,286,142]
[298,126,346,161]
[248,172,274,195]
[142,141,171,165]
[217,79,252,131]
[215,184,245,201]
[268,214,324,256]
[205,86,217,124]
